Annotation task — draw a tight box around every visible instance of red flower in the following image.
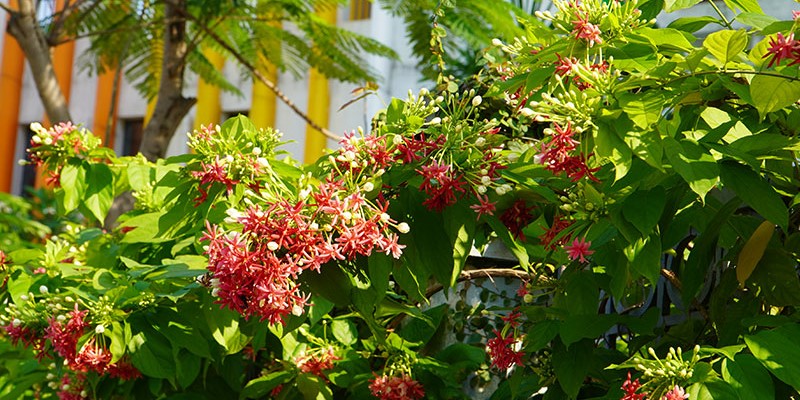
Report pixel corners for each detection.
[565,238,594,263]
[486,329,524,371]
[621,372,646,400]
[539,214,574,251]
[500,200,536,241]
[501,308,523,328]
[763,32,799,67]
[191,156,240,206]
[369,373,425,400]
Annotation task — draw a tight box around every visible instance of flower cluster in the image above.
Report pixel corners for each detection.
[368,373,425,400]
[202,179,407,324]
[486,328,524,371]
[187,122,284,205]
[538,122,600,182]
[0,292,139,399]
[618,346,699,399]
[25,122,103,187]
[621,371,646,400]
[296,346,340,379]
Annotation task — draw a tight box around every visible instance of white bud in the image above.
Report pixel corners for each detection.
[481,176,492,185]
[43,137,53,145]
[492,38,503,46]
[225,155,234,163]
[363,182,374,192]
[475,137,486,147]
[252,147,262,155]
[477,185,487,194]
[46,373,55,380]
[19,295,28,302]
[256,157,269,168]
[397,222,410,234]
[342,211,352,221]
[380,213,391,222]
[519,108,534,117]
[267,241,279,251]
[419,88,429,96]
[429,117,441,125]
[32,135,42,144]
[292,304,304,316]
[11,318,21,327]
[472,95,482,107]
[95,325,105,334]
[309,222,319,230]
[39,286,48,294]
[30,122,43,132]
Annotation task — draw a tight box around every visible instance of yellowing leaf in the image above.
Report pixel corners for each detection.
[737,220,774,287]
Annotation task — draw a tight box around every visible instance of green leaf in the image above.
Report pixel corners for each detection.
[736,220,774,287]
[525,319,561,352]
[664,0,702,12]
[559,314,618,347]
[668,16,720,33]
[331,319,357,346]
[127,326,176,379]
[626,234,663,286]
[58,160,87,212]
[203,298,250,355]
[618,92,665,129]
[719,160,788,230]
[723,0,762,13]
[745,323,800,390]
[240,371,292,399]
[83,163,115,223]
[663,137,719,201]
[594,120,633,181]
[735,12,778,30]
[552,339,592,399]
[297,373,333,400]
[722,354,775,399]
[702,29,747,64]
[747,248,800,307]
[443,203,476,287]
[622,187,666,235]
[750,75,800,119]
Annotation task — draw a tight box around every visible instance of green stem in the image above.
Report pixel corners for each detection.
[708,0,733,29]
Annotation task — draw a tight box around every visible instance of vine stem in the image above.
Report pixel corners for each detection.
[708,0,733,29]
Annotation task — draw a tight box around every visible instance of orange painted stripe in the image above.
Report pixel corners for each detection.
[92,69,121,148]
[0,0,24,193]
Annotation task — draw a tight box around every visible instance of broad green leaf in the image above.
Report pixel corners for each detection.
[525,320,561,352]
[703,29,747,64]
[435,343,486,370]
[552,339,592,398]
[664,0,702,12]
[240,371,292,399]
[83,163,115,223]
[687,378,739,400]
[559,314,618,347]
[663,137,719,201]
[127,327,176,379]
[203,299,250,355]
[745,323,800,390]
[723,0,762,13]
[747,249,800,306]
[622,187,666,236]
[58,160,87,212]
[618,92,665,129]
[595,120,633,181]
[750,75,800,119]
[700,107,732,129]
[748,34,775,67]
[722,354,774,400]
[719,160,788,230]
[735,12,778,30]
[736,220,774,287]
[174,350,201,389]
[331,319,357,346]
[297,373,334,400]
[625,234,662,285]
[443,203,476,287]
[668,16,720,33]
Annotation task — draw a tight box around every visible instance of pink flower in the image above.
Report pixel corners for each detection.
[501,308,523,328]
[663,385,689,400]
[621,372,646,400]
[486,329,524,371]
[565,238,594,263]
[793,10,800,21]
[369,373,425,400]
[296,347,340,380]
[470,195,497,219]
[539,214,574,251]
[572,14,603,47]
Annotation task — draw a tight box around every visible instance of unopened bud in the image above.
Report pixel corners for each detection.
[397,222,410,233]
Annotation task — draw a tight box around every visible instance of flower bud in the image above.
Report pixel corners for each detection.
[472,95,482,107]
[397,222,410,233]
[95,325,105,334]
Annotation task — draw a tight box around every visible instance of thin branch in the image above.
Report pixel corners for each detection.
[171,4,341,141]
[425,268,554,298]
[0,2,15,13]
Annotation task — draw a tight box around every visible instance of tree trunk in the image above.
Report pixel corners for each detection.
[6,0,71,124]
[140,0,195,162]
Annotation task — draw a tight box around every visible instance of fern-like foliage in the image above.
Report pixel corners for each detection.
[378,0,538,81]
[57,0,399,101]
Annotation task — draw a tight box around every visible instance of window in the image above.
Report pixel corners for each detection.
[121,118,144,156]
